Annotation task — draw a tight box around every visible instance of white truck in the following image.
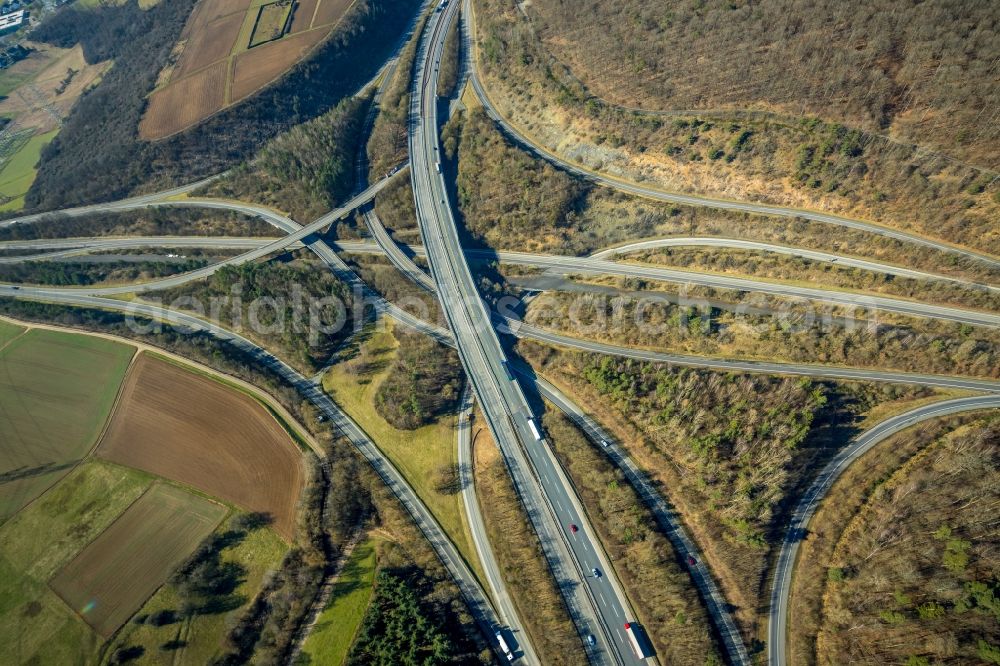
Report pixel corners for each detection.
[624,622,652,660]
[495,631,514,661]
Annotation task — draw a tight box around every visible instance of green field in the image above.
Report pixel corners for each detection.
[0,129,59,212]
[0,318,25,349]
[0,460,152,664]
[50,483,227,637]
[0,327,135,519]
[249,1,293,47]
[322,324,483,583]
[298,537,379,665]
[105,518,288,665]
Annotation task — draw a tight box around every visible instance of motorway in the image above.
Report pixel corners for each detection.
[0,289,510,661]
[409,1,644,664]
[333,200,752,662]
[352,23,538,661]
[457,388,540,663]
[7,232,999,330]
[766,394,1000,665]
[0,175,403,296]
[0,3,996,662]
[511,321,1000,394]
[590,237,1000,292]
[526,369,750,664]
[460,0,1000,272]
[6,232,1000,394]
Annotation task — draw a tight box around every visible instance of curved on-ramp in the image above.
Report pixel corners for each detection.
[766,394,1000,665]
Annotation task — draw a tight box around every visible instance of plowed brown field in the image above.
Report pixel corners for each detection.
[49,483,225,637]
[231,27,327,100]
[290,0,320,32]
[97,354,304,539]
[313,0,353,26]
[140,59,228,140]
[138,0,353,139]
[174,11,245,78]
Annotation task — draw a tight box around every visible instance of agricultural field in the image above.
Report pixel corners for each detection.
[97,353,305,539]
[0,317,24,347]
[0,457,289,665]
[0,326,135,520]
[0,460,155,664]
[249,1,294,48]
[298,537,379,664]
[0,129,58,212]
[104,515,288,664]
[0,322,302,663]
[140,0,357,139]
[0,42,111,211]
[49,482,227,637]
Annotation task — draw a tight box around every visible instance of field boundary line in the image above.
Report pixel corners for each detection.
[0,314,323,458]
[0,320,139,524]
[47,480,228,636]
[146,349,315,455]
[90,346,143,460]
[0,324,29,354]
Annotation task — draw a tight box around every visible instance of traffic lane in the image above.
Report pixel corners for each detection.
[767,394,1000,666]
[510,322,1000,394]
[415,2,643,661]
[464,63,1000,271]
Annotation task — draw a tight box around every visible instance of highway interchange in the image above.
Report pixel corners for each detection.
[1,0,998,664]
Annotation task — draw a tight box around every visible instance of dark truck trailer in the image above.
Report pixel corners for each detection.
[624,622,653,660]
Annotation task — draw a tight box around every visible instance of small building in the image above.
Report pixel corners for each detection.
[0,9,24,33]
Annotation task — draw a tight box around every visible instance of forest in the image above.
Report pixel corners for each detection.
[373,328,462,430]
[21,0,421,211]
[524,0,1000,171]
[203,96,370,222]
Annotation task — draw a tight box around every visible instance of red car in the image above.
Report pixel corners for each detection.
[569,524,579,534]
[687,554,697,566]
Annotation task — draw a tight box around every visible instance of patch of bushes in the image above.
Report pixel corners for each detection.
[374,328,462,429]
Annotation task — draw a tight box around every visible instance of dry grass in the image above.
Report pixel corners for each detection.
[0,44,110,135]
[174,11,245,78]
[138,0,347,139]
[290,0,320,31]
[49,482,226,637]
[248,1,293,48]
[321,323,483,582]
[97,353,304,539]
[471,412,587,665]
[471,0,1000,255]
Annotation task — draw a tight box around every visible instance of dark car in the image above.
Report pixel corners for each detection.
[569,524,578,534]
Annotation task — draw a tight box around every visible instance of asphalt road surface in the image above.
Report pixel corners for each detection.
[408,2,645,663]
[766,394,1000,666]
[0,290,512,661]
[460,0,1000,272]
